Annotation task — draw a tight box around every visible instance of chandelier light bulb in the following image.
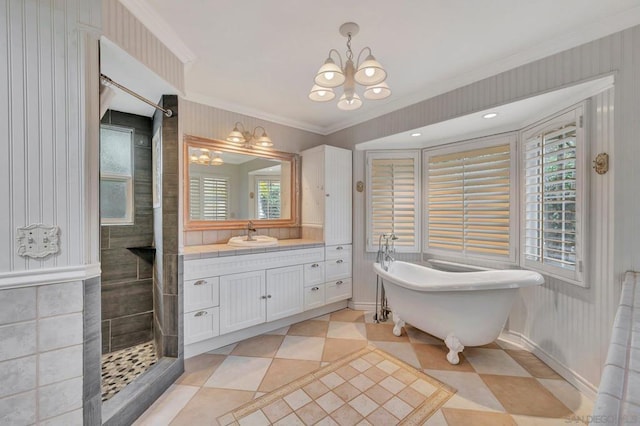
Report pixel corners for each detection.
[365,67,375,77]
[309,84,336,102]
[325,72,334,81]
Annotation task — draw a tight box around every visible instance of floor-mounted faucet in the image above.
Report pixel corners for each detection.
[376,233,398,271]
[246,221,257,241]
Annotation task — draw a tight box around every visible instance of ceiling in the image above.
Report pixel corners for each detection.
[109,0,640,135]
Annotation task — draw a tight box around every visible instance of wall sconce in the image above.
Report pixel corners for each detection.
[226,122,273,148]
[593,152,609,175]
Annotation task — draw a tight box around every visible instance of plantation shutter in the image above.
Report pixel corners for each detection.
[367,152,420,252]
[524,123,578,271]
[190,176,228,220]
[426,143,511,258]
[257,177,281,219]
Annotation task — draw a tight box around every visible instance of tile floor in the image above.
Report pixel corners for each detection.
[102,341,158,401]
[134,309,594,425]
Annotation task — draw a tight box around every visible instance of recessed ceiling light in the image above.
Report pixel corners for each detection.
[483,112,498,119]
[411,132,422,137]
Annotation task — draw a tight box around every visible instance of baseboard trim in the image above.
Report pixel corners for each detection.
[347,301,377,311]
[499,330,597,400]
[0,263,101,290]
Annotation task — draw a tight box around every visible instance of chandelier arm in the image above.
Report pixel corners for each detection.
[356,47,372,68]
[327,49,343,70]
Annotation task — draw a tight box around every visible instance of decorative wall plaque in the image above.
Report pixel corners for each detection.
[16,224,60,258]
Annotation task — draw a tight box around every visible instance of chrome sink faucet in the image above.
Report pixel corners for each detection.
[246,221,257,241]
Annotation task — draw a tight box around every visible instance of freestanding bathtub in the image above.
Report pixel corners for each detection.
[373,261,544,364]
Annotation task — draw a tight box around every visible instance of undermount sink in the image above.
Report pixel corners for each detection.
[227,235,279,247]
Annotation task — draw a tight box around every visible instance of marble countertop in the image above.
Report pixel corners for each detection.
[182,238,325,260]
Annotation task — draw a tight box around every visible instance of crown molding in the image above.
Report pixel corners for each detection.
[184,91,326,136]
[118,0,197,64]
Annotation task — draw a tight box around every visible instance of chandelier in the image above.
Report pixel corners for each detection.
[189,148,224,166]
[309,22,391,110]
[226,122,273,148]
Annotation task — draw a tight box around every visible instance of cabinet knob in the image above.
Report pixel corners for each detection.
[311,263,319,268]
[194,280,207,286]
[336,259,343,264]
[336,280,344,285]
[336,246,343,250]
[267,294,272,299]
[194,311,207,317]
[311,287,319,291]
[261,295,267,299]
[325,193,330,197]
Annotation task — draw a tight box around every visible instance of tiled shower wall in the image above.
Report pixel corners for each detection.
[0,283,84,425]
[100,110,154,354]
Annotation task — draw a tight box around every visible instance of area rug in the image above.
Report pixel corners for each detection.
[219,345,456,425]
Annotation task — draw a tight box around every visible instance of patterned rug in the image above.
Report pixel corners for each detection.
[101,341,157,401]
[220,345,456,425]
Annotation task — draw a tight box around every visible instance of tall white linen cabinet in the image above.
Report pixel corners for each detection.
[301,145,353,304]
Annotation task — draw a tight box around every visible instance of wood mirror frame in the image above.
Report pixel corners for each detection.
[183,134,300,231]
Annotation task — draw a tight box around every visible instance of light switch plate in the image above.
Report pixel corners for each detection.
[16,224,60,258]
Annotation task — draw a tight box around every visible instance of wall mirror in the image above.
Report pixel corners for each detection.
[184,134,300,230]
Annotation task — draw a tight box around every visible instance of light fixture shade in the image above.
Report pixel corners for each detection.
[255,131,273,148]
[337,92,362,111]
[308,85,336,102]
[226,127,245,144]
[211,155,224,165]
[198,153,210,164]
[355,54,387,86]
[314,58,345,88]
[363,81,391,100]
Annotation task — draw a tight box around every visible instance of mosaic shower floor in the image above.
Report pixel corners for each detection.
[101,341,158,401]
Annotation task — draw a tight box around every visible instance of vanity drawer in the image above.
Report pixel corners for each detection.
[184,307,220,345]
[325,244,352,260]
[325,278,352,304]
[325,257,351,281]
[304,284,325,311]
[184,277,219,313]
[303,262,325,286]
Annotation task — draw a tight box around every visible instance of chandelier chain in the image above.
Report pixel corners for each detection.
[346,33,353,61]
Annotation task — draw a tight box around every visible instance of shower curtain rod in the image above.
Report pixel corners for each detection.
[100,73,173,117]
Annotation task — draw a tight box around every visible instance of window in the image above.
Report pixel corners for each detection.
[366,151,421,252]
[189,176,229,220]
[100,125,134,225]
[424,134,516,262]
[521,105,585,283]
[256,177,281,219]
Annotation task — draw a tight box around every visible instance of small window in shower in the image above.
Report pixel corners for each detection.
[100,125,134,225]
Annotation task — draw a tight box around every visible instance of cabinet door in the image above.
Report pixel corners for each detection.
[219,271,266,335]
[324,147,352,245]
[184,277,219,313]
[326,278,352,304]
[266,265,303,322]
[303,262,325,286]
[184,307,220,345]
[301,147,325,226]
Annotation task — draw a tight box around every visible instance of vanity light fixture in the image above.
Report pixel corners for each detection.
[482,112,498,119]
[189,148,224,166]
[226,122,273,148]
[309,22,391,110]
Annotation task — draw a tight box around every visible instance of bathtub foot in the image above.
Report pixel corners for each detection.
[392,313,405,337]
[445,335,464,365]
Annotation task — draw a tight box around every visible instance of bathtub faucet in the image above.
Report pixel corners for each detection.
[377,233,398,271]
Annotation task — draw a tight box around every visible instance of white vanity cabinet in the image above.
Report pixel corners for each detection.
[301,145,352,245]
[183,245,353,356]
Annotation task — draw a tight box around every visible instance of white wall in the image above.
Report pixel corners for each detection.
[0,0,101,423]
[328,27,640,393]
